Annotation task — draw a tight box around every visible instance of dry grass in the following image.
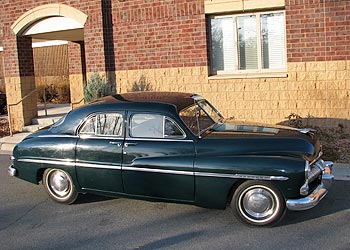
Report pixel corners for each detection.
[318,128,350,163]
[0,118,10,138]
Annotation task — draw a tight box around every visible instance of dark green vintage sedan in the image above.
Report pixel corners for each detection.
[8,92,333,226]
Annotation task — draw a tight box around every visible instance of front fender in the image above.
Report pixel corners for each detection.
[194,155,306,208]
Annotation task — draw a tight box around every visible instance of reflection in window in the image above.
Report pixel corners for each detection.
[80,113,123,136]
[180,105,199,136]
[164,118,184,137]
[180,100,221,136]
[211,17,235,72]
[209,11,286,74]
[131,114,184,138]
[261,13,286,69]
[237,15,258,70]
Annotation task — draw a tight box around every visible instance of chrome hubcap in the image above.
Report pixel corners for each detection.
[49,170,70,197]
[239,186,279,222]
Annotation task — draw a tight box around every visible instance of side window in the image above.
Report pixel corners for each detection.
[80,113,123,136]
[179,105,199,135]
[164,117,184,137]
[130,114,185,139]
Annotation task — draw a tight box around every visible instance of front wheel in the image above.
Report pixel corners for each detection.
[43,168,78,204]
[231,181,286,226]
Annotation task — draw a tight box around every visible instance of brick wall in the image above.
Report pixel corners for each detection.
[112,0,207,70]
[286,0,350,62]
[0,0,106,75]
[0,52,4,92]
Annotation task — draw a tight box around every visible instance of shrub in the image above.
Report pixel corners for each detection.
[84,71,110,103]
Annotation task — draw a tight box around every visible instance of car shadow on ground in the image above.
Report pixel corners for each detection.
[281,180,350,226]
[74,193,117,204]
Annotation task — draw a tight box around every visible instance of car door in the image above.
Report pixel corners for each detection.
[122,112,195,201]
[75,111,125,193]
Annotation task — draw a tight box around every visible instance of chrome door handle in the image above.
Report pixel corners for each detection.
[124,142,137,147]
[109,141,122,147]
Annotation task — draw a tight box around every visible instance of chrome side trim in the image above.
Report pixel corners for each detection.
[38,135,79,139]
[17,158,288,181]
[18,158,75,166]
[79,135,123,140]
[123,166,194,176]
[195,172,289,181]
[18,158,121,170]
[76,162,121,170]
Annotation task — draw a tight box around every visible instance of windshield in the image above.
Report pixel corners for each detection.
[197,100,223,124]
[179,99,223,136]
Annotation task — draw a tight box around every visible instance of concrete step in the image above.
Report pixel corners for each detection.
[20,104,71,133]
[23,115,63,132]
[22,124,46,133]
[31,115,62,126]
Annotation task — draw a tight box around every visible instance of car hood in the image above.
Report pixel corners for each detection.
[200,120,320,160]
[212,119,315,137]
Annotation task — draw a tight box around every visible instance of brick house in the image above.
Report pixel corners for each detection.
[1,0,350,131]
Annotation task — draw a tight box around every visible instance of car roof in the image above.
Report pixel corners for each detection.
[93,92,201,111]
[50,92,202,135]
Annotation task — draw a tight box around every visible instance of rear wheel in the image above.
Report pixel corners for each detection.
[231,181,286,226]
[43,168,78,204]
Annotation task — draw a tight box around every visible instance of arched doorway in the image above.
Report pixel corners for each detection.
[9,4,87,131]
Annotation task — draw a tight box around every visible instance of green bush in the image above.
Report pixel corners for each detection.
[84,71,110,103]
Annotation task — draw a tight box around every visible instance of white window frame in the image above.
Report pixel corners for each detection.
[209,10,287,78]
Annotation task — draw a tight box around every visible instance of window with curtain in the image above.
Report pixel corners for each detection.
[209,11,286,75]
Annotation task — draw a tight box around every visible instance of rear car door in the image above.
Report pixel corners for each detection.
[122,112,195,201]
[75,111,125,193]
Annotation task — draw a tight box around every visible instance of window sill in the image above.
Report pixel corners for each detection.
[208,72,288,80]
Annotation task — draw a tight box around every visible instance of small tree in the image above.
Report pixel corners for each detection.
[84,71,110,103]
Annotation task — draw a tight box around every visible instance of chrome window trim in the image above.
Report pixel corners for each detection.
[129,113,186,140]
[125,138,193,143]
[77,111,125,137]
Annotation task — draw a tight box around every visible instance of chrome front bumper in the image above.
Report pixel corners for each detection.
[286,161,334,211]
[8,165,17,177]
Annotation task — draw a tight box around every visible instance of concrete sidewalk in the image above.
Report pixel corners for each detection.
[0,132,32,153]
[1,132,349,181]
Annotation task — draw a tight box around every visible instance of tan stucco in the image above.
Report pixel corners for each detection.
[5,76,37,131]
[115,61,350,130]
[205,0,285,14]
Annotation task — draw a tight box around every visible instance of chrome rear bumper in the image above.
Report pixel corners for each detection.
[8,165,17,177]
[286,161,334,211]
